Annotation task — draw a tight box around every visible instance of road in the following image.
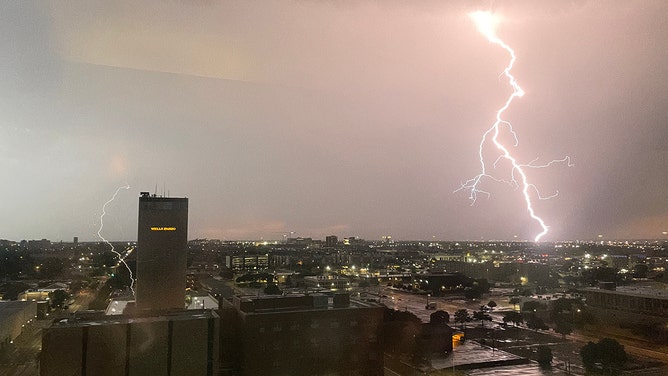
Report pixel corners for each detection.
[67,288,95,312]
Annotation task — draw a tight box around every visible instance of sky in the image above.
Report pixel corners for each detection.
[1,1,666,242]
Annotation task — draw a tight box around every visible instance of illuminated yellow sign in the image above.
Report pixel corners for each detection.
[150,227,177,231]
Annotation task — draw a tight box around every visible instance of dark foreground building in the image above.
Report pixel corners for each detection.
[136,193,189,312]
[219,293,384,376]
[40,310,219,376]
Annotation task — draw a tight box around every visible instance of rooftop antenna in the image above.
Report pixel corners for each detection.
[154,183,158,197]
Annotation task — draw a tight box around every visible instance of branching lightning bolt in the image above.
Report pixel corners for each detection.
[97,184,136,295]
[455,11,572,242]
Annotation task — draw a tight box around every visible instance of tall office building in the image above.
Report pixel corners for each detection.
[136,192,189,311]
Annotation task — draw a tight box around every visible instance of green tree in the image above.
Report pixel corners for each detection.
[509,296,521,311]
[526,314,549,331]
[502,311,523,327]
[263,283,282,295]
[49,289,69,309]
[598,338,628,372]
[580,341,599,371]
[522,300,545,312]
[580,338,627,373]
[39,257,66,279]
[554,316,574,338]
[472,310,492,328]
[464,287,482,300]
[454,309,471,330]
[430,310,449,324]
[487,300,497,311]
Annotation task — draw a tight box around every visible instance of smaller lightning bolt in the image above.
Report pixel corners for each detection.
[97,184,136,295]
[455,11,572,242]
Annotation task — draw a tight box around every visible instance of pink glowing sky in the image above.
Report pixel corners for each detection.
[1,1,666,241]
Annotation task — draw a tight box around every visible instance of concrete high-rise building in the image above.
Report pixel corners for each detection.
[136,192,189,312]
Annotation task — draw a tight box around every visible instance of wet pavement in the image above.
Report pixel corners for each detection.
[433,341,526,369]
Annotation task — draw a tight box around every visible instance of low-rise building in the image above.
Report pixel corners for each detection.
[219,293,384,376]
[580,286,668,325]
[40,310,219,376]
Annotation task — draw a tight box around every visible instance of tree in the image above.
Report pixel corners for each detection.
[598,338,628,372]
[263,283,282,295]
[472,310,492,328]
[537,346,553,368]
[49,289,69,309]
[430,310,449,324]
[522,300,544,312]
[39,257,66,279]
[525,314,549,331]
[454,309,471,330]
[580,338,627,372]
[553,316,574,338]
[502,311,523,327]
[487,300,497,311]
[509,296,521,311]
[464,287,482,300]
[580,341,599,371]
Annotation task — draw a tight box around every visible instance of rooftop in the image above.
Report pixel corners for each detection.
[582,285,668,299]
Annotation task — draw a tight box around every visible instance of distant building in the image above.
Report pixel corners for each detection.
[26,239,50,251]
[413,272,472,296]
[225,254,269,271]
[219,293,384,376]
[40,310,219,376]
[136,193,189,312]
[580,286,668,325]
[325,235,338,247]
[304,275,351,290]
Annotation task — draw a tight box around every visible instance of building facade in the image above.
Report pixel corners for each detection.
[219,293,384,376]
[581,286,668,325]
[136,193,188,311]
[40,310,218,376]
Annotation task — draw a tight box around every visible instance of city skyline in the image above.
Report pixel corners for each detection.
[1,1,666,242]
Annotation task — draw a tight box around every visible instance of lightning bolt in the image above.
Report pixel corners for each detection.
[97,184,136,295]
[455,11,572,242]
